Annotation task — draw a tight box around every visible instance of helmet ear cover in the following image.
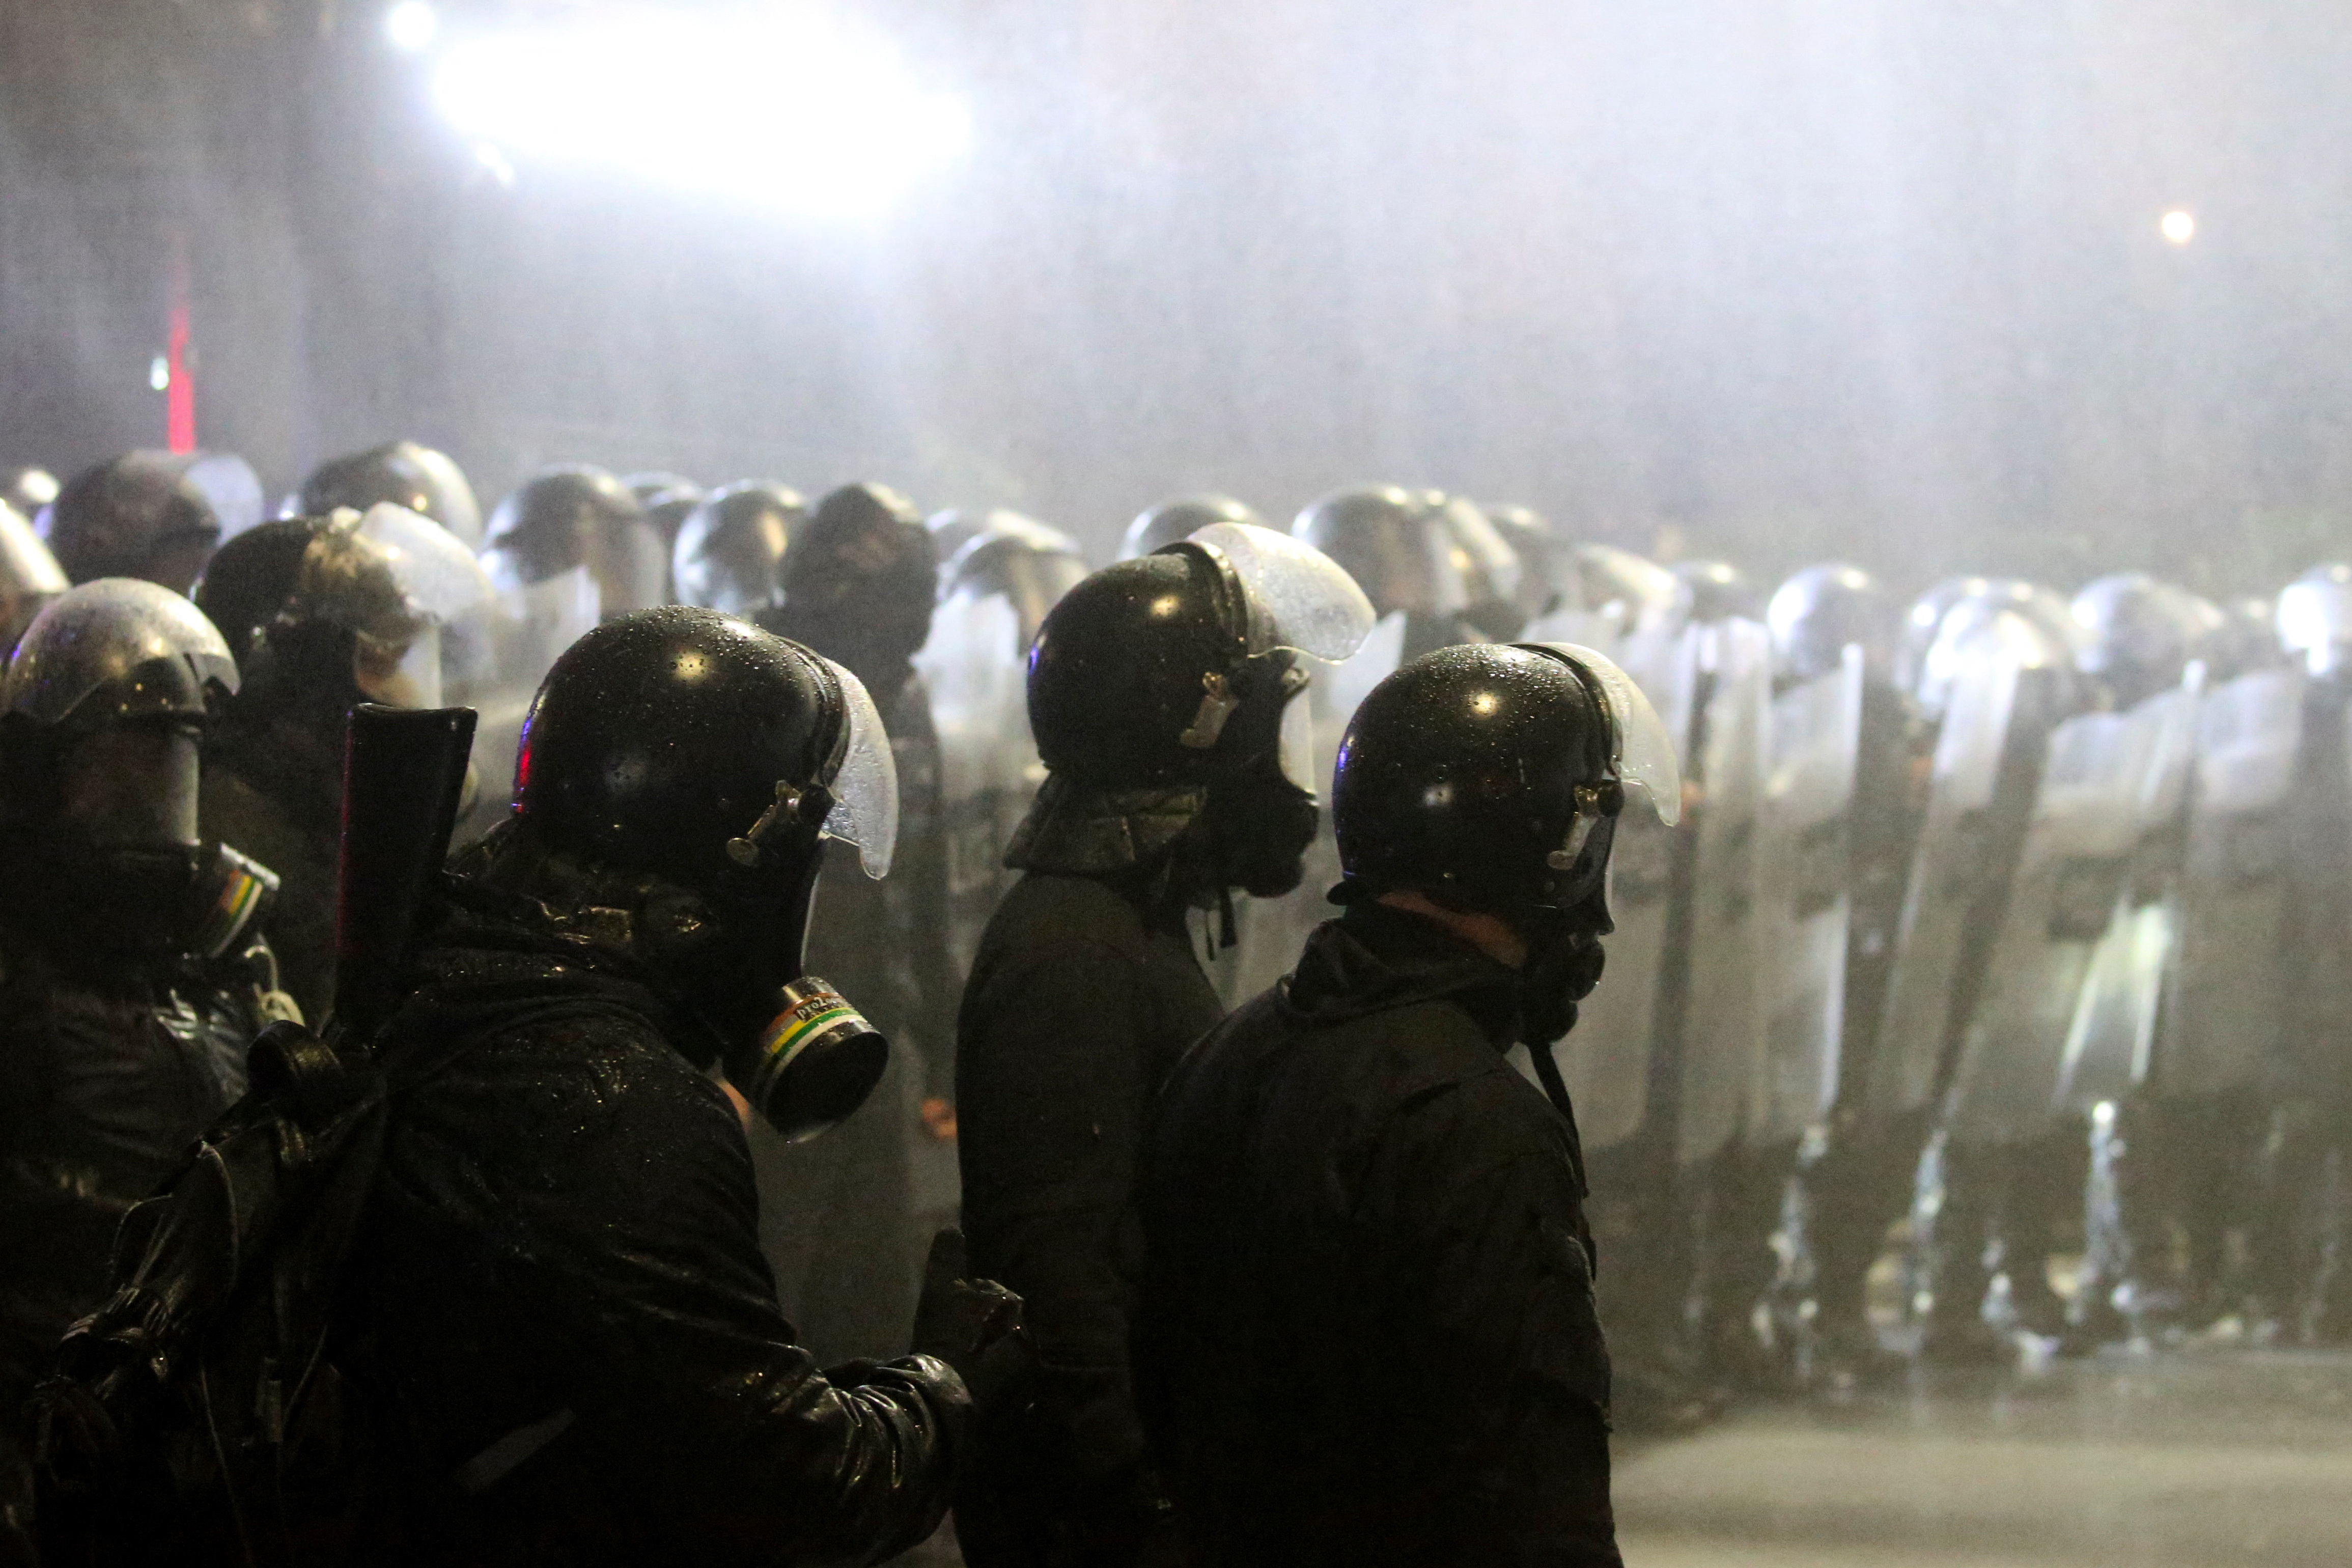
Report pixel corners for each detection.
[1156,539,1314,784]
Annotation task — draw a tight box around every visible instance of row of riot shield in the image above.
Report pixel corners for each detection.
[1870,633,2320,1163]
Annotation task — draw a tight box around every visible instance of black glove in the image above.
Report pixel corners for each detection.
[911,1227,1025,1404]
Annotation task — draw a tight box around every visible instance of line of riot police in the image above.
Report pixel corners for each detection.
[0,435,2341,1564]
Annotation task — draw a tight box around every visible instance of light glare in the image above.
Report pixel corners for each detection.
[2160,208,2196,245]
[431,9,970,219]
[385,1,438,53]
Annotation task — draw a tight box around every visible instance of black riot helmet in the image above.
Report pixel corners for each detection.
[1029,525,1371,791]
[1768,563,1892,683]
[1294,485,1465,624]
[1672,558,1762,625]
[769,483,936,702]
[201,505,495,716]
[943,514,1090,647]
[45,452,222,593]
[1,579,232,851]
[297,440,484,550]
[623,470,707,547]
[1333,642,1679,919]
[2070,573,2215,707]
[482,463,666,620]
[1120,494,1264,559]
[497,607,901,1139]
[1912,579,2084,724]
[1016,524,1373,895]
[0,579,273,961]
[670,481,804,619]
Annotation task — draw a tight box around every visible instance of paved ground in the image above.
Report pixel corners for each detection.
[1612,1345,2352,1566]
[912,1345,2352,1565]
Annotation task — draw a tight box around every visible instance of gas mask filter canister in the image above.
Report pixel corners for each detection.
[724,975,890,1143]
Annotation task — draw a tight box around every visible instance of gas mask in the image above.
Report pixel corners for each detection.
[705,653,902,1143]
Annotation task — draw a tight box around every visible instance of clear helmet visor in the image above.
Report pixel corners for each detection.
[182,452,267,544]
[1529,640,1683,826]
[358,503,498,626]
[355,622,446,710]
[817,655,900,879]
[5,577,239,725]
[1187,520,1377,663]
[327,505,499,711]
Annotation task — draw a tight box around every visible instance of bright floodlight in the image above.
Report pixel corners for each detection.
[431,8,970,219]
[385,1,438,53]
[2160,209,2196,245]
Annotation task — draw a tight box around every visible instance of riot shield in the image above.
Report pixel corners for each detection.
[1943,708,2155,1145]
[912,586,1038,979]
[2054,684,2200,1111]
[1207,609,1409,1008]
[1864,614,2065,1124]
[1559,621,1699,1154]
[1675,618,1773,1166]
[1747,645,1865,1150]
[2157,667,2305,1101]
[449,566,599,848]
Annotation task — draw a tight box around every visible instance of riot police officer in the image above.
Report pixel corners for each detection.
[1762,566,1930,1384]
[43,452,223,593]
[327,607,1016,1563]
[745,483,958,1367]
[480,464,666,621]
[297,440,486,550]
[195,506,494,1023]
[0,581,285,1546]
[2059,574,2219,1346]
[2248,565,2352,1342]
[1879,584,2088,1361]
[1135,638,1679,1568]
[954,523,1371,1567]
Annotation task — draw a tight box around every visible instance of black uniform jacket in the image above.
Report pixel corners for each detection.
[953,869,1223,1556]
[339,888,967,1566]
[1135,901,1622,1568]
[0,934,251,1406]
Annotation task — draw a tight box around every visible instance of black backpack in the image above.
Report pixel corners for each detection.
[29,1019,396,1567]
